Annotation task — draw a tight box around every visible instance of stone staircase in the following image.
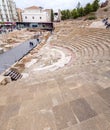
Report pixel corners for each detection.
[13,21,110,90]
[52,26,110,64]
[11,23,110,93]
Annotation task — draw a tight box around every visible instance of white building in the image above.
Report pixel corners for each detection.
[54,10,61,22]
[17,8,23,22]
[22,6,51,23]
[0,0,18,22]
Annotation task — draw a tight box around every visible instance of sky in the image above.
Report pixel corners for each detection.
[14,0,105,10]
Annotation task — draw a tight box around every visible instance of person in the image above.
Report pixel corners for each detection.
[102,17,110,29]
[50,29,53,34]
[102,17,108,25]
[29,41,33,46]
[106,23,110,29]
[105,17,108,21]
[37,38,39,42]
[102,18,106,23]
[105,20,108,26]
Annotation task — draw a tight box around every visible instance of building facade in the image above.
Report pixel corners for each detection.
[0,0,18,22]
[22,6,51,23]
[17,8,22,22]
[54,9,61,22]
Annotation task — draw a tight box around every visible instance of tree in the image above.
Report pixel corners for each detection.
[76,2,84,17]
[71,9,78,19]
[61,0,100,20]
[76,2,81,9]
[66,10,71,19]
[77,7,85,17]
[92,0,100,11]
[61,10,67,20]
[84,3,93,15]
[61,10,71,20]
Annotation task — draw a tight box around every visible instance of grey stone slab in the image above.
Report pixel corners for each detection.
[79,117,99,130]
[7,111,57,130]
[33,111,57,130]
[70,98,97,122]
[7,115,35,130]
[0,105,5,120]
[62,125,81,130]
[53,103,77,130]
[6,95,21,104]
[0,96,7,105]
[95,114,110,130]
[1,103,20,123]
[86,83,103,93]
[64,114,110,130]
[0,121,8,130]
[76,114,110,130]
[98,87,110,104]
[60,86,77,102]
[103,70,110,78]
[0,103,20,130]
[85,94,110,114]
[77,86,93,97]
[97,77,110,89]
[19,94,52,115]
[63,116,98,130]
[103,110,110,122]
[71,88,81,100]
[49,89,64,107]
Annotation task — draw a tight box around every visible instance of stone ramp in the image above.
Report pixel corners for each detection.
[0,39,38,74]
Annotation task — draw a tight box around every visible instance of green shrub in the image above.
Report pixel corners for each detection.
[87,15,97,20]
[89,12,95,15]
[103,8,108,12]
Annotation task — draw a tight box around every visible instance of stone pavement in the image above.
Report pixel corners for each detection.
[0,20,110,130]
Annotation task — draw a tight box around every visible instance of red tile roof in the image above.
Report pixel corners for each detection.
[25,6,41,10]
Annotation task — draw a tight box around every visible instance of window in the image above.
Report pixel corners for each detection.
[32,25,38,28]
[32,16,34,19]
[25,16,27,19]
[54,13,58,16]
[40,17,42,19]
